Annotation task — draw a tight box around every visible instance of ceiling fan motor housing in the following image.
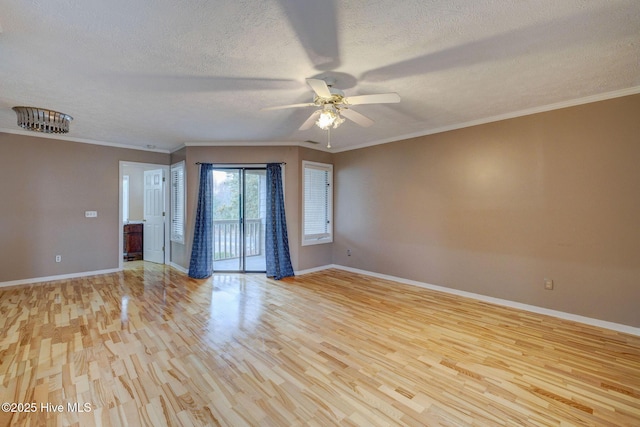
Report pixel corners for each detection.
[314,87,345,106]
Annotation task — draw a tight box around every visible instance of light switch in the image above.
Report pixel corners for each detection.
[85,211,98,218]
[544,278,554,290]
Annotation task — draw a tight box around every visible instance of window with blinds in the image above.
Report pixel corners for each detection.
[302,161,333,246]
[170,161,185,244]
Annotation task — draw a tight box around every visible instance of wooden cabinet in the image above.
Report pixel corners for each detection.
[124,223,143,261]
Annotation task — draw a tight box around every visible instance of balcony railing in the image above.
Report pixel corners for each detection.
[213,219,263,260]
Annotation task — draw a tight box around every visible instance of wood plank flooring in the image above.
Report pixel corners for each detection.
[0,262,639,426]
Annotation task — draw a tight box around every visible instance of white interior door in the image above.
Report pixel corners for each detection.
[144,169,165,263]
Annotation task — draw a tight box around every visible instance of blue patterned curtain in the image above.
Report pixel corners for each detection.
[188,163,214,278]
[265,163,294,280]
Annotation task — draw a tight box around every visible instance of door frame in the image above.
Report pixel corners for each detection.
[119,161,171,269]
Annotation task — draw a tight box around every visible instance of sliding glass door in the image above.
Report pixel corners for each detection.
[212,168,267,272]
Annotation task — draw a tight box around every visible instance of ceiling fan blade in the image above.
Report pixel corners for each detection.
[276,0,340,71]
[343,93,401,105]
[306,78,332,98]
[299,110,322,130]
[361,9,609,83]
[340,108,374,127]
[261,103,315,111]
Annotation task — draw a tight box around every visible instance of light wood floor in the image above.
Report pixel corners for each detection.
[0,263,639,426]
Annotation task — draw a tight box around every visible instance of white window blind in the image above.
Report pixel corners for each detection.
[170,161,185,244]
[302,161,333,245]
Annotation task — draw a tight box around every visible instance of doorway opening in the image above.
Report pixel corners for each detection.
[212,167,267,273]
[119,161,171,270]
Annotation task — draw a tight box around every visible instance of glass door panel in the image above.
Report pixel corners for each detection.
[244,170,266,272]
[213,169,242,271]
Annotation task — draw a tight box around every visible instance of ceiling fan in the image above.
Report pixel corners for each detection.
[261,78,400,131]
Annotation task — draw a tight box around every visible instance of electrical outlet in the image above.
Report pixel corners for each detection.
[55,255,62,263]
[544,278,554,290]
[347,249,352,256]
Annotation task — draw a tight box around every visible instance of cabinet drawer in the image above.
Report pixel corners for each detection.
[124,223,143,233]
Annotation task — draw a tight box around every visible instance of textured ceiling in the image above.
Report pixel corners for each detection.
[0,0,639,153]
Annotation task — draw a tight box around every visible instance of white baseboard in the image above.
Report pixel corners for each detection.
[169,262,189,274]
[297,264,640,337]
[294,265,337,276]
[0,262,194,289]
[4,264,637,336]
[1,263,188,288]
[0,268,122,288]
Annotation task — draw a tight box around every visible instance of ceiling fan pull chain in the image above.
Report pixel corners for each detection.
[327,127,332,149]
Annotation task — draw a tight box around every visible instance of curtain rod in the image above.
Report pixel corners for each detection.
[195,162,286,165]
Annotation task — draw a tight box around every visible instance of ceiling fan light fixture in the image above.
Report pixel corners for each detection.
[12,106,73,134]
[316,106,344,130]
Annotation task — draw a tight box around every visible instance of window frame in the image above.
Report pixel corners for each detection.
[301,160,333,246]
[170,160,186,244]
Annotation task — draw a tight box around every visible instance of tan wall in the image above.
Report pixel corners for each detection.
[173,145,334,273]
[332,94,640,327]
[122,164,145,221]
[0,133,169,282]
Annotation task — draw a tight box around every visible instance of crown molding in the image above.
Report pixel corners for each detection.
[0,127,170,153]
[182,140,332,152]
[331,86,640,153]
[4,86,638,155]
